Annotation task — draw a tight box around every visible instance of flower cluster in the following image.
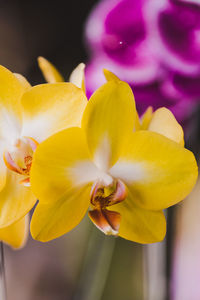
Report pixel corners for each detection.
[85,0,200,122]
[0,60,197,249]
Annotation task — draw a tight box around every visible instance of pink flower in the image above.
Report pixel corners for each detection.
[85,0,200,121]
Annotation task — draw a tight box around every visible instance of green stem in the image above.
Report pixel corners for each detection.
[73,227,116,300]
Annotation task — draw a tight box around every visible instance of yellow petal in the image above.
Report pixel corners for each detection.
[69,63,86,92]
[30,128,99,241]
[0,170,36,227]
[103,69,121,82]
[30,127,102,204]
[0,66,25,142]
[148,107,184,146]
[0,65,24,115]
[21,82,87,142]
[110,131,198,210]
[31,185,90,242]
[82,80,137,171]
[113,193,166,243]
[140,106,153,130]
[0,215,29,249]
[0,146,7,191]
[103,70,140,131]
[14,73,31,90]
[37,56,64,83]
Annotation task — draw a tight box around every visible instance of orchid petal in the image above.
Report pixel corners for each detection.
[30,128,103,241]
[110,131,197,210]
[0,66,25,142]
[14,73,31,90]
[103,69,140,130]
[0,170,36,227]
[37,56,64,83]
[0,215,29,249]
[148,107,184,146]
[69,63,86,91]
[82,80,137,171]
[31,185,90,242]
[113,192,166,243]
[0,145,7,191]
[140,106,153,130]
[21,83,87,142]
[0,65,24,116]
[103,69,120,82]
[30,127,103,204]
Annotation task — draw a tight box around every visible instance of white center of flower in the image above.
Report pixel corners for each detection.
[3,136,38,186]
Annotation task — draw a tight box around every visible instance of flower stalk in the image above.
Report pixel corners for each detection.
[73,227,116,300]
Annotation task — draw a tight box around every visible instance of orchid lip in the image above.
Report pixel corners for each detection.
[88,208,121,236]
[89,179,127,235]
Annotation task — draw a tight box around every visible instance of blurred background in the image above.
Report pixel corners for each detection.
[1,0,200,299]
[0,0,96,81]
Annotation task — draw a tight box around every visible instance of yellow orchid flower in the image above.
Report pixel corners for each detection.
[30,79,198,244]
[38,56,85,91]
[0,65,87,248]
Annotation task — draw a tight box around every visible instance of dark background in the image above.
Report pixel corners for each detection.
[0,0,97,83]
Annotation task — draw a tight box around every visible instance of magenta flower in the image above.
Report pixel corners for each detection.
[158,0,200,98]
[85,0,200,121]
